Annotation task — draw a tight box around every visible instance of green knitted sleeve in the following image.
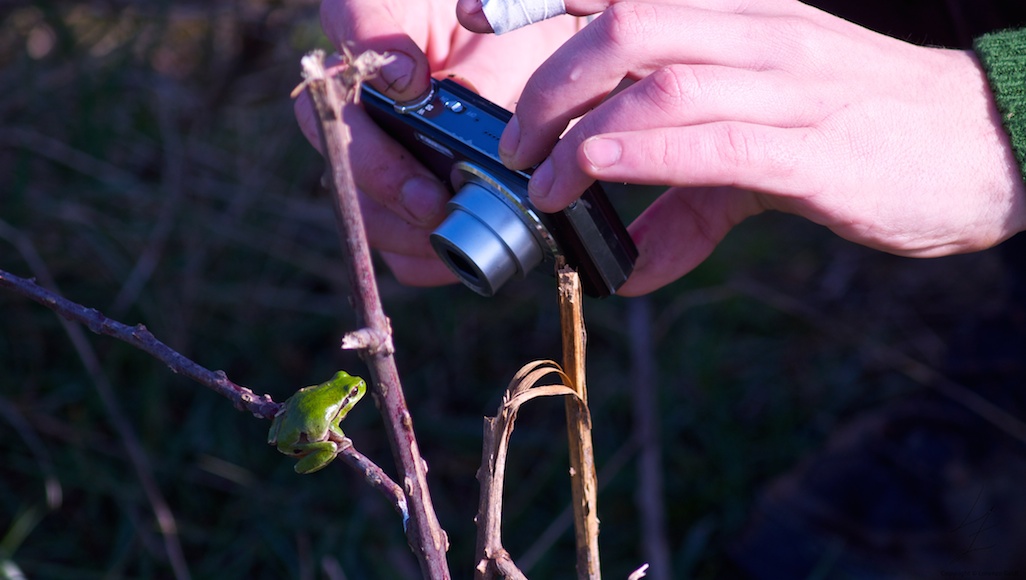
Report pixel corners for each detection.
[974,28,1026,185]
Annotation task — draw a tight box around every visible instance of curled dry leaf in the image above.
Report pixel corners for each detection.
[475,359,592,579]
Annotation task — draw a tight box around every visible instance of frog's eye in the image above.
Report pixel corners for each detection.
[343,385,361,403]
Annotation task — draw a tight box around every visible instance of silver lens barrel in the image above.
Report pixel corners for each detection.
[429,163,556,296]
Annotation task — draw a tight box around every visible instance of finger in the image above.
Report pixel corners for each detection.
[455,0,494,33]
[296,88,450,228]
[294,90,322,154]
[341,105,451,228]
[320,0,434,101]
[358,192,441,259]
[456,0,606,33]
[578,123,814,195]
[618,186,763,295]
[455,0,768,33]
[443,14,584,108]
[501,1,817,169]
[526,63,817,211]
[380,252,459,287]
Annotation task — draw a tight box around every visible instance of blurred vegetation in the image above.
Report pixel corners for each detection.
[0,1,1014,578]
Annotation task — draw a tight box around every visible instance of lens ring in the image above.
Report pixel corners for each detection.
[450,162,561,258]
[429,162,557,295]
[430,182,542,295]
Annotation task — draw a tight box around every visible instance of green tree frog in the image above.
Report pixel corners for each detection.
[267,370,366,474]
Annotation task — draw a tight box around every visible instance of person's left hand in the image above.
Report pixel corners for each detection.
[296,0,584,288]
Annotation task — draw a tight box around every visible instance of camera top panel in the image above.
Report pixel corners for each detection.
[362,79,518,177]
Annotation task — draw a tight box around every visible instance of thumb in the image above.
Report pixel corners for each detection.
[618,186,764,296]
[320,0,432,102]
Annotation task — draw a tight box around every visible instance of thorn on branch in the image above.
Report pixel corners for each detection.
[341,326,394,356]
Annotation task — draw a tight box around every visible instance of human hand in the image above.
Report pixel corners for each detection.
[494,0,1026,295]
[296,0,582,286]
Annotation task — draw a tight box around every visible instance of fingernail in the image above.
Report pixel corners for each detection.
[583,137,621,169]
[499,115,521,165]
[461,0,483,15]
[380,53,416,94]
[400,176,447,225]
[529,158,554,202]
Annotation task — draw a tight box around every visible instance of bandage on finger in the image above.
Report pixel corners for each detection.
[482,0,567,34]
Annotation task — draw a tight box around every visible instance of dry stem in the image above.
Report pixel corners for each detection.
[298,49,450,578]
[557,265,601,579]
[475,266,602,579]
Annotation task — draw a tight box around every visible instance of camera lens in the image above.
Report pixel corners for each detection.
[430,179,545,296]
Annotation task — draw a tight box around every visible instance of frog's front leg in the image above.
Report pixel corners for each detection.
[290,440,340,474]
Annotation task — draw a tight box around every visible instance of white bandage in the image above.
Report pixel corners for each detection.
[481,0,567,34]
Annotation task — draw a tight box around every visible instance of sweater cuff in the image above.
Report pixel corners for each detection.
[974,28,1026,186]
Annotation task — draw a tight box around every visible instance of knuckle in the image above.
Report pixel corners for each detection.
[650,131,681,177]
[716,123,760,171]
[712,123,797,182]
[644,65,702,115]
[749,15,821,72]
[595,3,657,53]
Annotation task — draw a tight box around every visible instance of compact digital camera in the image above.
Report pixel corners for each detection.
[361,78,637,297]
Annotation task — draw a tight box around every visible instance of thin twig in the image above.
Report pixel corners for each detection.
[1,235,411,521]
[109,87,186,318]
[557,264,601,579]
[517,436,638,573]
[331,433,410,525]
[0,234,411,542]
[0,266,279,420]
[729,276,1026,445]
[298,49,450,579]
[627,297,672,580]
[0,225,192,580]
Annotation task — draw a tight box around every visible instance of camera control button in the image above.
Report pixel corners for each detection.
[445,100,465,113]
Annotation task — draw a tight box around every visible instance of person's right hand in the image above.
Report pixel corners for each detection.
[295,0,582,287]
[480,0,1026,296]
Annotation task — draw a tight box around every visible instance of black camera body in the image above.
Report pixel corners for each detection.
[361,78,637,297]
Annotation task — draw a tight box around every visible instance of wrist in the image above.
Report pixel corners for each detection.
[974,28,1026,188]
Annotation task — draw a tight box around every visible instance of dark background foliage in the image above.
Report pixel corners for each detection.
[2,1,1024,578]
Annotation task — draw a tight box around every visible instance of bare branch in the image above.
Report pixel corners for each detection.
[474,267,603,579]
[0,226,193,580]
[1,238,409,540]
[0,267,280,420]
[331,433,410,526]
[627,563,650,580]
[298,48,450,578]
